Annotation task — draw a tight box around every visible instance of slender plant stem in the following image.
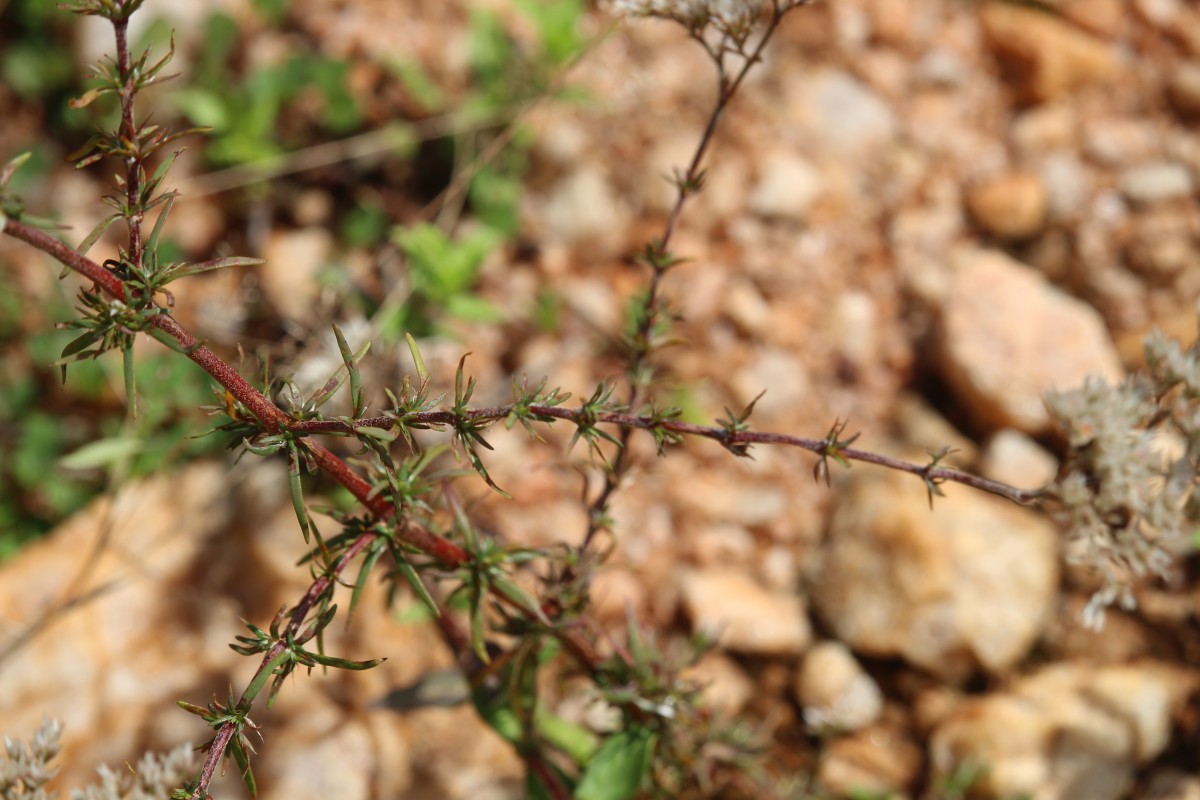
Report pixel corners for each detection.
[579,8,792,554]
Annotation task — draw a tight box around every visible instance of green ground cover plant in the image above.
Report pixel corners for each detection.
[3,0,1199,797]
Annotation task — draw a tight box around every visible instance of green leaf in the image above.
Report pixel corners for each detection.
[355,425,398,442]
[469,578,489,664]
[144,191,177,257]
[391,547,440,617]
[348,537,385,627]
[574,726,656,800]
[491,573,551,627]
[0,152,32,188]
[76,212,121,256]
[287,443,313,543]
[144,148,183,200]
[536,712,599,766]
[123,340,137,419]
[161,255,265,282]
[231,739,257,798]
[445,293,506,323]
[405,333,430,384]
[173,86,231,130]
[333,323,364,417]
[304,651,385,670]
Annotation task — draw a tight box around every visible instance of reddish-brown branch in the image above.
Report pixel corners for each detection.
[296,406,1045,506]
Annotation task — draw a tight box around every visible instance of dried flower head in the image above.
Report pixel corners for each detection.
[606,0,813,42]
[2,717,61,800]
[1045,328,1200,627]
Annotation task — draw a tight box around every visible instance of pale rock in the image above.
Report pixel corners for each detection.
[731,348,811,419]
[260,227,333,322]
[981,2,1119,104]
[534,115,587,164]
[1119,162,1195,205]
[915,49,969,88]
[689,523,757,567]
[723,276,772,336]
[1168,131,1200,183]
[938,249,1124,433]
[264,709,375,800]
[892,393,981,467]
[832,3,871,51]
[980,429,1059,491]
[930,662,1199,800]
[856,49,912,100]
[795,641,883,733]
[1039,151,1093,220]
[1084,118,1162,167]
[1135,0,1181,28]
[787,69,898,156]
[832,290,878,367]
[539,165,627,255]
[1024,228,1074,281]
[816,725,923,798]
[168,195,226,254]
[760,544,798,592]
[1010,104,1078,154]
[869,0,919,46]
[965,170,1048,239]
[681,652,755,717]
[749,151,824,223]
[1045,596,1156,665]
[587,566,649,625]
[561,275,621,332]
[679,568,812,655]
[890,202,964,305]
[402,705,524,799]
[670,472,790,528]
[1127,207,1199,278]
[1168,62,1200,118]
[1060,0,1126,39]
[809,468,1058,680]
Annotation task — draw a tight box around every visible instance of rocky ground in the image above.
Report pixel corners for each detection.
[2,0,1200,798]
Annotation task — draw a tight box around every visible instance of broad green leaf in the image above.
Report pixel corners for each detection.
[59,437,143,469]
[574,726,656,800]
[446,293,505,323]
[536,711,599,766]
